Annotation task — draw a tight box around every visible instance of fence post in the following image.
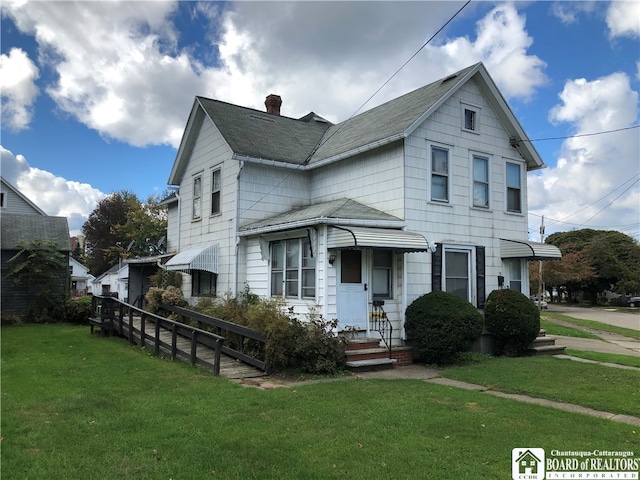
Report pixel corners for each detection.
[128,307,134,344]
[190,330,198,365]
[140,313,146,348]
[171,324,178,360]
[154,319,160,355]
[213,339,222,376]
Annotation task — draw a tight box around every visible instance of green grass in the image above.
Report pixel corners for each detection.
[442,355,640,417]
[542,312,640,340]
[2,325,638,480]
[540,318,600,339]
[564,349,640,368]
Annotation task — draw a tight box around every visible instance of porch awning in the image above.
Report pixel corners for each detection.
[327,226,430,253]
[500,239,562,260]
[165,244,219,274]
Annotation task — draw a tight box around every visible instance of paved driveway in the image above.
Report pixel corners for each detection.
[547,304,640,331]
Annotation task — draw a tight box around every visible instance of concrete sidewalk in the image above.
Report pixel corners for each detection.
[558,335,640,356]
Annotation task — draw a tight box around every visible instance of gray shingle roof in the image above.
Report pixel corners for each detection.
[197,97,331,164]
[1,213,70,250]
[239,198,402,233]
[309,64,478,163]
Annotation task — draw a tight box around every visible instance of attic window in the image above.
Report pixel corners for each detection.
[461,104,480,133]
[441,73,458,83]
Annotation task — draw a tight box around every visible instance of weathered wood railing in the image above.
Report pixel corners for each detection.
[161,304,269,374]
[370,300,392,359]
[89,295,225,375]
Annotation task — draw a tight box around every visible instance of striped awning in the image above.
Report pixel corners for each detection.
[165,244,219,273]
[327,226,430,252]
[500,239,562,260]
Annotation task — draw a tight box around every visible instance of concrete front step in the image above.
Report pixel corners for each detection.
[528,344,567,355]
[346,358,397,372]
[531,335,559,347]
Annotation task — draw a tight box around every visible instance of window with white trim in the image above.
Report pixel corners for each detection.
[462,104,480,132]
[270,238,316,299]
[192,176,202,219]
[444,248,472,302]
[506,162,522,213]
[430,145,449,202]
[473,154,489,208]
[192,270,217,296]
[372,250,393,299]
[211,168,221,215]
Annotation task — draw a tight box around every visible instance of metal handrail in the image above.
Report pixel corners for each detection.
[371,300,392,358]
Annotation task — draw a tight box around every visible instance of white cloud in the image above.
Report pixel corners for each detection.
[0,145,105,235]
[550,2,597,25]
[528,72,640,238]
[0,47,39,131]
[3,1,546,146]
[606,1,640,38]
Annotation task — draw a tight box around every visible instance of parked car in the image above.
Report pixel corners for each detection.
[530,296,548,309]
[627,296,640,307]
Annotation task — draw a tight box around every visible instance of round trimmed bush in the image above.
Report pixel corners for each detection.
[405,291,484,365]
[484,289,540,356]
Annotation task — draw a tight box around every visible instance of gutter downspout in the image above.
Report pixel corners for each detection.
[233,161,245,297]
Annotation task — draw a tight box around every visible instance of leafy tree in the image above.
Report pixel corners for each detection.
[82,191,167,275]
[6,239,69,322]
[540,229,640,304]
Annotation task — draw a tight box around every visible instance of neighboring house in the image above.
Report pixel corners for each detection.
[0,177,70,318]
[92,262,129,301]
[163,62,561,344]
[69,257,95,296]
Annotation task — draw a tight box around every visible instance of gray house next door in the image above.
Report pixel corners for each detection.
[336,250,368,330]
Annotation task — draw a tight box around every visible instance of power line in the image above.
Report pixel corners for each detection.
[519,124,639,143]
[239,1,471,216]
[544,174,640,226]
[304,0,471,163]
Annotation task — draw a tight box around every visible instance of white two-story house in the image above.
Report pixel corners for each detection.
[163,63,560,344]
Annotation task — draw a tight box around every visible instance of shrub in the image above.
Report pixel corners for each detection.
[65,296,93,324]
[145,286,187,316]
[405,291,484,365]
[290,315,346,375]
[484,289,540,356]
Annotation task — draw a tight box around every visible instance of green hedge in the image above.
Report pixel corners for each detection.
[484,289,540,356]
[405,291,483,365]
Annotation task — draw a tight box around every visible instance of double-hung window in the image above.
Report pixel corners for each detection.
[211,168,221,215]
[473,155,489,208]
[506,162,522,213]
[192,176,202,219]
[270,238,316,299]
[372,250,393,299]
[504,259,522,292]
[445,248,471,302]
[462,104,479,132]
[431,146,449,202]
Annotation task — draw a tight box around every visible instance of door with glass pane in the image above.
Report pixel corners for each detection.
[336,250,368,330]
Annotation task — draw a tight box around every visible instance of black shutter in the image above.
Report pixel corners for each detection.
[476,246,486,308]
[432,244,442,292]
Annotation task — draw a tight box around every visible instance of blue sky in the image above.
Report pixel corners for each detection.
[1,1,639,239]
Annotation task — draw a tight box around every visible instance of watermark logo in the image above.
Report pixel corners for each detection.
[512,448,545,480]
[512,448,638,479]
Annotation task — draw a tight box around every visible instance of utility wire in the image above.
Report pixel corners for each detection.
[543,174,640,226]
[239,1,471,216]
[519,124,639,143]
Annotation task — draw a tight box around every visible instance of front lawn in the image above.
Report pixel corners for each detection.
[1,325,637,480]
[441,355,640,417]
[542,312,640,340]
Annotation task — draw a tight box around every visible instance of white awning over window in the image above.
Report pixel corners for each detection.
[500,239,562,260]
[328,226,430,253]
[165,244,219,273]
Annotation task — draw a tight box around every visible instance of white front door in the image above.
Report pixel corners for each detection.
[336,250,368,330]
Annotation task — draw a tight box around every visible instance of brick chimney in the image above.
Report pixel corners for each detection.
[265,94,282,115]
